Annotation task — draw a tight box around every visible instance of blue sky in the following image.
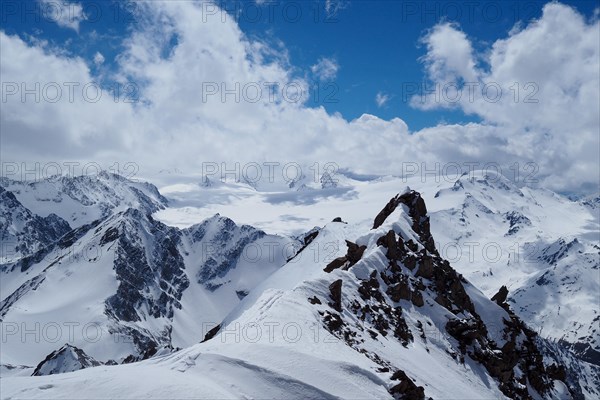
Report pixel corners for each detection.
[235,0,599,128]
[2,0,597,130]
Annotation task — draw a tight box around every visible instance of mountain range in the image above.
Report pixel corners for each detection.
[1,171,598,399]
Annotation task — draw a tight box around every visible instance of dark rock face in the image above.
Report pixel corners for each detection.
[324,256,347,273]
[491,285,509,305]
[377,230,459,314]
[472,312,555,398]
[446,319,486,353]
[100,227,119,245]
[106,211,189,322]
[202,324,222,342]
[414,256,434,279]
[430,259,474,315]
[346,241,367,264]
[329,279,343,312]
[387,278,411,302]
[426,256,565,399]
[322,310,346,334]
[389,369,425,400]
[32,344,101,376]
[302,229,320,246]
[324,262,415,347]
[324,240,366,272]
[121,342,168,364]
[104,209,190,355]
[372,190,436,254]
[564,340,600,366]
[410,290,424,307]
[377,230,400,260]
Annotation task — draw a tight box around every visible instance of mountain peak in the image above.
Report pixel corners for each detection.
[32,344,101,376]
[373,189,436,254]
[316,190,572,398]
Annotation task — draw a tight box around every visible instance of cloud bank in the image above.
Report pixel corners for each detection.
[1,2,598,193]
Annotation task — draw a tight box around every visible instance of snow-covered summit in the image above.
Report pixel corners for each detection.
[32,344,101,376]
[0,172,167,228]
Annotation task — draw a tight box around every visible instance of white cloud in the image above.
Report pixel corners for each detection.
[411,2,599,192]
[375,92,391,108]
[1,2,598,193]
[325,0,347,18]
[38,0,86,32]
[93,52,105,66]
[0,32,135,158]
[420,22,478,83]
[311,57,339,81]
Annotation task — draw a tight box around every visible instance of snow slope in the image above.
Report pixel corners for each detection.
[2,188,588,399]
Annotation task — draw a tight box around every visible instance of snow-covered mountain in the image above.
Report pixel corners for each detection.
[1,172,598,399]
[32,344,102,376]
[155,169,599,373]
[0,186,71,262]
[421,172,599,368]
[0,171,167,262]
[2,186,596,399]
[0,174,296,366]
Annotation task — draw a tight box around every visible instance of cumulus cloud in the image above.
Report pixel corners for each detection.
[311,57,339,81]
[419,22,478,84]
[38,0,86,32]
[0,32,135,159]
[1,2,598,193]
[2,2,405,173]
[411,2,599,192]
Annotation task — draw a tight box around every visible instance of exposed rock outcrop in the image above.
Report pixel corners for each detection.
[324,240,366,272]
[319,190,572,400]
